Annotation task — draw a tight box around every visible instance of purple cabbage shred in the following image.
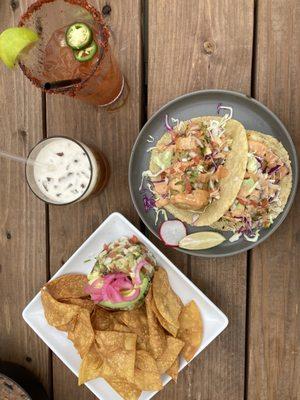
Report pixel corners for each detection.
[217,103,222,114]
[143,194,156,212]
[268,164,281,175]
[165,115,173,131]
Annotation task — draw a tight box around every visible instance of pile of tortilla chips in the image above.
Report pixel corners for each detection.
[41,268,203,400]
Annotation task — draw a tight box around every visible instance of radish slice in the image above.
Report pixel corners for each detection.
[159,220,187,247]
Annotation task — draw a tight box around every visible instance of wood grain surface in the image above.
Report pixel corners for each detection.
[0,0,51,394]
[247,1,300,399]
[147,1,254,399]
[0,1,299,400]
[45,1,142,399]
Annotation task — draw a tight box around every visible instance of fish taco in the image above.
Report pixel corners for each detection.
[143,112,248,226]
[212,130,292,241]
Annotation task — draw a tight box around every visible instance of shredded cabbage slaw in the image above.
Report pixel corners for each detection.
[140,106,233,225]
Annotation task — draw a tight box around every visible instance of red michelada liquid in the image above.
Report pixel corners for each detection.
[43,26,123,106]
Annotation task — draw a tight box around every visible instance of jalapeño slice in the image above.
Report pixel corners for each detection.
[66,23,92,50]
[73,41,98,62]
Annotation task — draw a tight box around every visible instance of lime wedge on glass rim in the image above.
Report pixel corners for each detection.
[0,27,38,69]
[179,231,226,250]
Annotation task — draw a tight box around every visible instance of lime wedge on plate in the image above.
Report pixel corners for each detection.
[0,27,39,69]
[179,232,226,250]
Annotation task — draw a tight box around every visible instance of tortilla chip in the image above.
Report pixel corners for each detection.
[152,268,182,335]
[136,335,149,351]
[134,350,162,391]
[115,306,149,351]
[107,380,141,400]
[151,295,178,337]
[178,300,203,361]
[167,357,180,382]
[41,289,80,327]
[105,374,141,400]
[78,342,103,385]
[145,288,167,359]
[68,308,94,358]
[98,355,142,400]
[95,331,137,381]
[60,297,95,313]
[91,306,114,331]
[56,315,78,332]
[111,321,132,333]
[45,274,88,300]
[156,336,184,374]
[114,306,148,336]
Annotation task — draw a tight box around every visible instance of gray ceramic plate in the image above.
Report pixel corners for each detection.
[129,90,298,257]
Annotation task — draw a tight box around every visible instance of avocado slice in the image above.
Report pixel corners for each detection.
[98,276,151,311]
[203,146,212,156]
[241,178,257,197]
[236,203,245,211]
[247,156,259,173]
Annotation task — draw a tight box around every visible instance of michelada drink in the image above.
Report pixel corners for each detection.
[13,0,124,106]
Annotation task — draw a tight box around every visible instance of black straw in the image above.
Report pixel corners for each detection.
[43,78,82,90]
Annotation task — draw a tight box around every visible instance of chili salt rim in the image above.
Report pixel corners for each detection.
[18,0,110,95]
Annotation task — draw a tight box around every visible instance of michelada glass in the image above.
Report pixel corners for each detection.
[19,0,124,106]
[26,136,109,205]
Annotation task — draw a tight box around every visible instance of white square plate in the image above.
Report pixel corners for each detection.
[23,212,228,400]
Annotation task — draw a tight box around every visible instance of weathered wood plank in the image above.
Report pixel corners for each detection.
[0,0,50,393]
[247,1,300,399]
[45,1,143,399]
[148,1,254,399]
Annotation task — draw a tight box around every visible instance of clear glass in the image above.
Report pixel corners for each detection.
[26,136,109,205]
[19,0,124,106]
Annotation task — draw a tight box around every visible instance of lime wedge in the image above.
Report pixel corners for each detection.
[0,27,39,69]
[179,231,226,250]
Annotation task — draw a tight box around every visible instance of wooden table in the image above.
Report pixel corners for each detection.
[0,1,299,399]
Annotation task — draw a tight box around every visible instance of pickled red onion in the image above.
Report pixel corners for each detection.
[86,272,140,304]
[106,285,123,302]
[84,277,103,295]
[111,277,133,290]
[133,259,148,285]
[121,288,140,301]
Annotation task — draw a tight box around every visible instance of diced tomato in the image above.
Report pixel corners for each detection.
[185,179,192,194]
[130,235,139,244]
[171,131,178,142]
[237,198,248,206]
[178,160,195,172]
[103,244,109,251]
[193,156,200,164]
[260,198,269,208]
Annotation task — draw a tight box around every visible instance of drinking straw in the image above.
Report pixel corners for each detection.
[43,78,82,90]
[0,150,48,168]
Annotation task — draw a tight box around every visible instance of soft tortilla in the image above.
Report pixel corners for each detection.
[149,116,248,226]
[212,130,292,231]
